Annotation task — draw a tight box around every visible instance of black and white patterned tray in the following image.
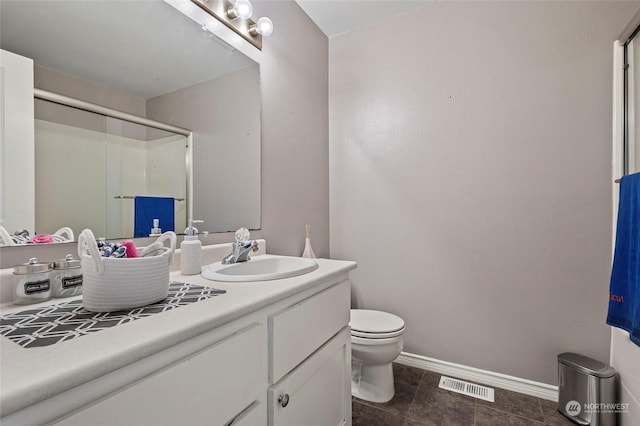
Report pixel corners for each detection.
[0,282,225,348]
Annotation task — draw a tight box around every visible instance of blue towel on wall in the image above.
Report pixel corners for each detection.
[607,173,640,347]
[134,196,175,238]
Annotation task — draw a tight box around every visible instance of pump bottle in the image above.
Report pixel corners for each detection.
[180,219,202,275]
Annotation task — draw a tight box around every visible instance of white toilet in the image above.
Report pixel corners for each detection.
[350,309,405,403]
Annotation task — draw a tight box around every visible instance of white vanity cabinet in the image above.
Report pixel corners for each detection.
[1,263,354,426]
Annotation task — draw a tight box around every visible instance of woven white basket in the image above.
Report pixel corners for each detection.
[78,229,176,313]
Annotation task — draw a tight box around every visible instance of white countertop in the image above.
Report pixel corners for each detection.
[0,253,356,417]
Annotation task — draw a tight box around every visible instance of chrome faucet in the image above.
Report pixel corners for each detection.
[222,227,258,264]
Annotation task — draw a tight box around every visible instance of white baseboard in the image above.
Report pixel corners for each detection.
[396,352,558,402]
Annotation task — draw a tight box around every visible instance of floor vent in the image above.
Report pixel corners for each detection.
[438,376,495,402]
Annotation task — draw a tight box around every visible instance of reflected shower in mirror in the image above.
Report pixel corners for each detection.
[0,0,261,242]
[35,99,188,240]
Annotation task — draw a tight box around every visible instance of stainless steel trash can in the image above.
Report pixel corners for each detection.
[558,352,617,425]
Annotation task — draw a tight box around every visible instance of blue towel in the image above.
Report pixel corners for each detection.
[133,196,175,238]
[607,173,640,347]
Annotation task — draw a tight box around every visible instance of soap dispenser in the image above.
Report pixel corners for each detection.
[149,218,162,237]
[180,219,202,275]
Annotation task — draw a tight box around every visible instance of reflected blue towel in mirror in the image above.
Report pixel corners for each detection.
[607,173,640,347]
[134,196,175,238]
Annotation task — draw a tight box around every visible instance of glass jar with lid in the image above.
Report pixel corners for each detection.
[51,254,83,298]
[13,257,52,304]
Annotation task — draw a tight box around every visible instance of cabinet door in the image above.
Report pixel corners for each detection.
[228,402,264,425]
[56,323,263,426]
[268,327,351,426]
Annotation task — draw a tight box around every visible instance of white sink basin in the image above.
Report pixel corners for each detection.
[202,254,319,282]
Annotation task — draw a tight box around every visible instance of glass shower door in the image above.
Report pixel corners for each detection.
[34,98,187,240]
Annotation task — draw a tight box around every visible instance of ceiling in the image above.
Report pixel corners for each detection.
[0,0,430,98]
[0,1,255,99]
[295,0,430,38]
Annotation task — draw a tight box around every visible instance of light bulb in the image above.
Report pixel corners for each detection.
[227,0,252,20]
[250,17,273,37]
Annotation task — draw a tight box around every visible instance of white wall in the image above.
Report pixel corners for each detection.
[35,120,186,239]
[144,134,188,234]
[0,50,34,235]
[35,120,110,237]
[611,329,640,424]
[329,1,639,385]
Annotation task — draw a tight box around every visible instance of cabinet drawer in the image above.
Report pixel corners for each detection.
[270,280,350,383]
[56,323,263,426]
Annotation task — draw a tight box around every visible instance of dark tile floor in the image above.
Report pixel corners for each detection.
[352,364,575,426]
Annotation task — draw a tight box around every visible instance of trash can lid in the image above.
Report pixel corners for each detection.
[558,352,617,378]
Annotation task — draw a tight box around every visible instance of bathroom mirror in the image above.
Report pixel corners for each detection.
[0,0,261,242]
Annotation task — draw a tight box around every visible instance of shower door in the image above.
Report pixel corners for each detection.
[626,36,640,175]
[611,22,640,426]
[34,98,188,240]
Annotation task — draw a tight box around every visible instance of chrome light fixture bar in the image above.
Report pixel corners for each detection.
[191,0,272,50]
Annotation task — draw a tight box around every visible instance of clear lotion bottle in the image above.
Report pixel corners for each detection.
[180,219,202,275]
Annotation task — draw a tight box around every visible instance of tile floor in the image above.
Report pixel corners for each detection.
[352,364,576,426]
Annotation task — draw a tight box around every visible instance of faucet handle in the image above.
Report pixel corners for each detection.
[234,227,250,243]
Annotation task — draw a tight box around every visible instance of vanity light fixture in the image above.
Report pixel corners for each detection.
[249,17,273,37]
[192,0,273,50]
[226,0,252,20]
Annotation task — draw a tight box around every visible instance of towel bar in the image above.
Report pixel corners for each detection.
[114,195,185,201]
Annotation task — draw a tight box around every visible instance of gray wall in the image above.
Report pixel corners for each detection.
[251,0,330,257]
[34,65,147,140]
[329,1,639,384]
[146,65,261,233]
[34,65,146,116]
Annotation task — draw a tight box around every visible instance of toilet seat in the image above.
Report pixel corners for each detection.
[351,327,405,339]
[350,309,405,339]
[351,333,404,346]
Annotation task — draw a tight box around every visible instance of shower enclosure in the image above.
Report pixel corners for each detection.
[34,93,189,240]
[611,14,640,426]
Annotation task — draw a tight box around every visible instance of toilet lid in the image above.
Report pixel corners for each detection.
[350,309,405,335]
